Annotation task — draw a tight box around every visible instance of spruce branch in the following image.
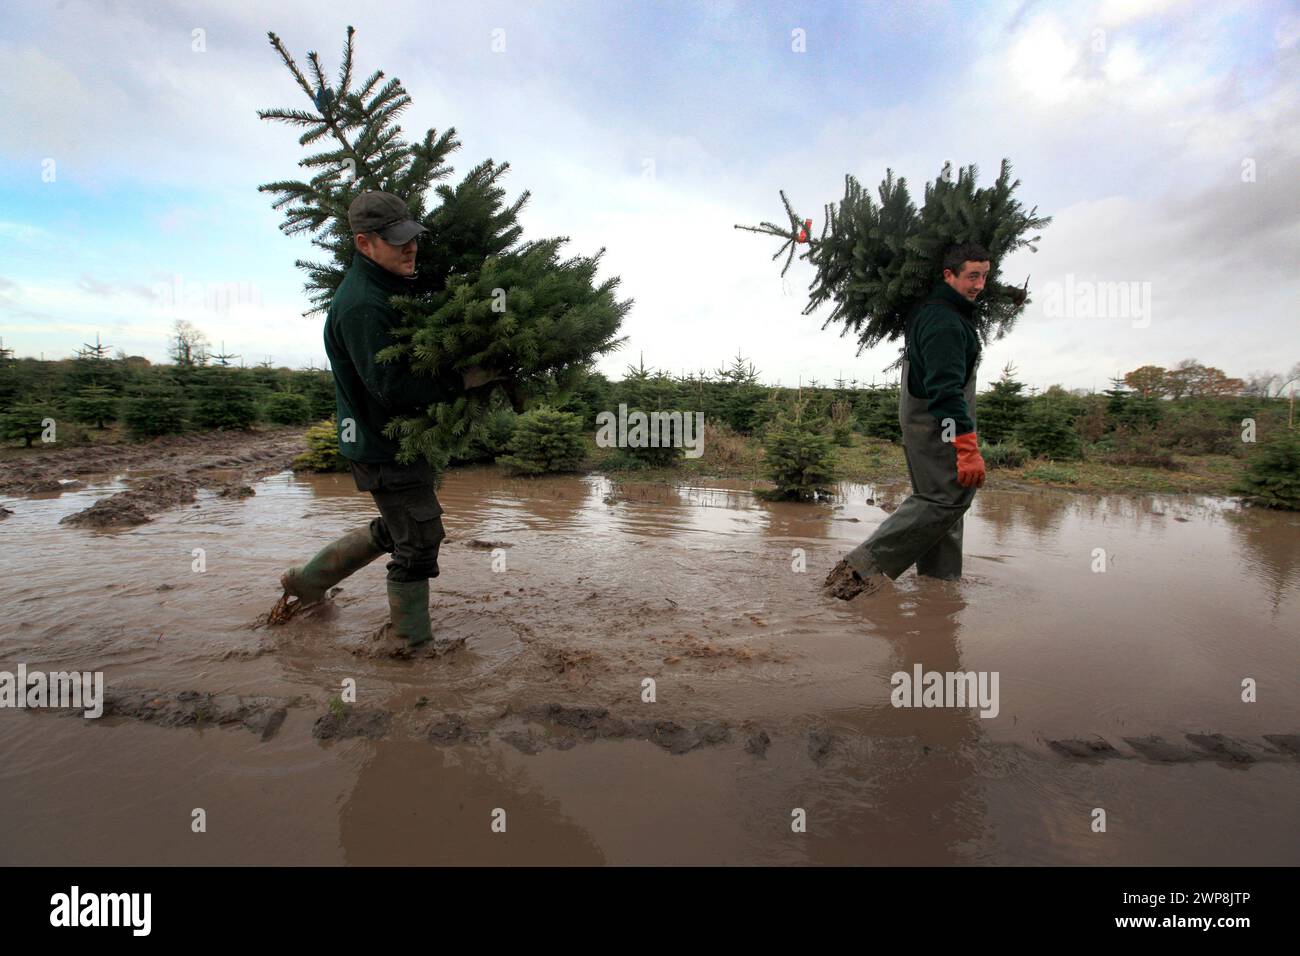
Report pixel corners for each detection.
[738,158,1050,353]
[733,189,820,277]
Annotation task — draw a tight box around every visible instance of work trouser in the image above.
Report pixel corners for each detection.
[843,357,978,581]
[348,459,446,583]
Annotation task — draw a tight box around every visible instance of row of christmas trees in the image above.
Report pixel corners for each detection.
[0,331,336,446]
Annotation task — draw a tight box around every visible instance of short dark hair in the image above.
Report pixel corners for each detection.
[942,243,991,277]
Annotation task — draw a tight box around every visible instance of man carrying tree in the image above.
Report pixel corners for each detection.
[824,243,990,599]
[270,190,500,652]
[738,159,1047,597]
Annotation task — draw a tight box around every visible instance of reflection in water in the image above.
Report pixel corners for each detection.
[974,490,1071,543]
[806,588,988,864]
[1225,508,1300,614]
[1,467,1298,865]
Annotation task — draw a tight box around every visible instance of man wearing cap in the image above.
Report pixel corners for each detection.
[272,190,499,653]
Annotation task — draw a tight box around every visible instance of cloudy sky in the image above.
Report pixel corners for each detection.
[1,0,1296,392]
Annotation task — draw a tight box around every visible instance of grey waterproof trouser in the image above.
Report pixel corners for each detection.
[843,358,978,581]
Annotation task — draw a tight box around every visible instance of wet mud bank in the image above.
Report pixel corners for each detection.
[0,427,305,527]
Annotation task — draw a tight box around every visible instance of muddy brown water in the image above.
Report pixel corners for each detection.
[2,464,1298,865]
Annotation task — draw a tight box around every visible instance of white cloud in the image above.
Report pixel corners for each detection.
[1097,0,1187,28]
[0,0,1295,391]
[0,274,326,366]
[1102,41,1145,84]
[1008,17,1085,104]
[0,221,55,245]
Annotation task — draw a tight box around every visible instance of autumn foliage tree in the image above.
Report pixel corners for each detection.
[1123,365,1168,399]
[1165,359,1244,399]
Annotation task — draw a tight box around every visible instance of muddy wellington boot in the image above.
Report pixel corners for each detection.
[268,527,386,625]
[386,578,433,649]
[823,556,890,601]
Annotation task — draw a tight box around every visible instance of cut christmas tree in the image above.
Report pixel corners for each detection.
[258,26,629,468]
[736,160,1050,369]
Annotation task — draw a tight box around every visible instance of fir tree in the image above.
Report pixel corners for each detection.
[713,352,767,434]
[69,334,123,395]
[829,398,854,447]
[859,387,902,442]
[1102,375,1130,428]
[68,385,118,429]
[299,369,338,420]
[75,333,111,362]
[191,366,259,430]
[1016,396,1082,460]
[1129,396,1165,429]
[979,362,1028,443]
[211,343,239,368]
[605,358,685,468]
[293,419,350,472]
[0,402,54,447]
[1103,372,1163,432]
[263,391,312,425]
[532,364,609,430]
[122,385,187,438]
[1232,428,1300,510]
[762,400,837,501]
[979,439,1027,469]
[737,160,1050,368]
[497,406,586,475]
[463,396,518,463]
[258,27,629,469]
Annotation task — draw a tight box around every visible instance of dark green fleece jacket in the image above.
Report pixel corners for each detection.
[904,280,982,434]
[323,253,461,463]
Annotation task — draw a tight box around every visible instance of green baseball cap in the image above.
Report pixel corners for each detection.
[347,191,428,244]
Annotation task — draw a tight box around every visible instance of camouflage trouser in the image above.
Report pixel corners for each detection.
[348,459,446,583]
[843,357,978,581]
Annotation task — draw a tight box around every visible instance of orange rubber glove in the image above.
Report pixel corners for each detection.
[952,432,986,488]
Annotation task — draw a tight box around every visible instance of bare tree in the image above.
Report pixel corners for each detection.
[170,320,211,368]
[1243,370,1279,398]
[1279,362,1300,398]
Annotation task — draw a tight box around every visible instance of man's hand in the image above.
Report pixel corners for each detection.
[952,432,986,488]
[461,366,505,390]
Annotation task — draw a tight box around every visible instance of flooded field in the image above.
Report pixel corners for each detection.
[2,455,1298,865]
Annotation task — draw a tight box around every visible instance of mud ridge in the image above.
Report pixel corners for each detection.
[1048,733,1300,764]
[51,690,1300,770]
[95,687,300,740]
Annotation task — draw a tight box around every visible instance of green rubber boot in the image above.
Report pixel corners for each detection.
[387,578,432,648]
[278,527,386,606]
